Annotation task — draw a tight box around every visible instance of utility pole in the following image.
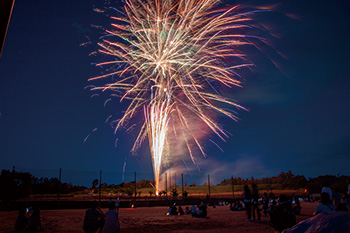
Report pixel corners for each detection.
[169,170,171,191]
[134,172,137,201]
[99,170,102,206]
[231,176,234,199]
[165,173,167,200]
[181,173,184,197]
[208,174,211,200]
[58,168,62,208]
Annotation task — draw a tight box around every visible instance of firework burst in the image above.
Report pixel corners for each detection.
[90,0,258,194]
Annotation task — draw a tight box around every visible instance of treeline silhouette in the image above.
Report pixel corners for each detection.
[219,170,349,194]
[0,169,154,202]
[0,169,86,201]
[0,169,349,201]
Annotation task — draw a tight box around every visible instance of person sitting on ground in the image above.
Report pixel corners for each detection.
[230,201,242,211]
[167,206,172,215]
[321,182,333,203]
[178,205,184,215]
[185,206,190,214]
[83,201,105,233]
[192,204,202,217]
[104,201,120,233]
[336,203,349,212]
[229,203,234,211]
[193,204,207,218]
[171,204,178,215]
[25,206,43,233]
[15,208,29,232]
[293,197,301,215]
[270,194,296,232]
[201,204,207,217]
[190,204,196,215]
[333,189,340,207]
[314,192,336,215]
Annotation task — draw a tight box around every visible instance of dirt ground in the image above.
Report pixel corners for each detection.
[0,202,317,233]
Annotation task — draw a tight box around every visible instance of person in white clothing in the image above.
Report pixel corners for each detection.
[115,198,120,211]
[314,192,335,215]
[321,183,332,202]
[104,202,120,233]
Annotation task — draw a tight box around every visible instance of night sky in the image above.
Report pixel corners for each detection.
[1,0,349,185]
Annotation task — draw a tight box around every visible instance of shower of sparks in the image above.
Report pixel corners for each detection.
[90,0,260,194]
[104,98,112,107]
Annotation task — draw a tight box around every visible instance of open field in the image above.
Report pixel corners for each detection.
[24,189,307,202]
[0,201,317,233]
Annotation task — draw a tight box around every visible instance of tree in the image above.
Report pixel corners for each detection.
[92,179,98,189]
[171,188,178,198]
[126,188,133,196]
[149,190,154,197]
[182,190,189,198]
[0,170,33,201]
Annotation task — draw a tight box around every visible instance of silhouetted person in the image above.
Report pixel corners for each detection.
[336,203,349,212]
[321,182,332,203]
[251,184,261,220]
[293,197,301,215]
[83,201,105,233]
[193,204,207,218]
[270,194,296,232]
[15,208,28,232]
[167,206,172,215]
[115,198,120,211]
[314,192,335,215]
[104,201,120,233]
[262,192,269,216]
[333,189,340,207]
[170,204,178,215]
[25,206,43,233]
[178,205,184,215]
[190,204,196,215]
[242,185,252,221]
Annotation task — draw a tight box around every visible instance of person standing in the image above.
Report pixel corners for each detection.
[251,184,261,220]
[243,185,252,221]
[115,198,120,211]
[262,192,269,216]
[104,201,120,233]
[270,195,296,232]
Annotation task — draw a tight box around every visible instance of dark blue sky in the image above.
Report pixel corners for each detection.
[0,0,349,185]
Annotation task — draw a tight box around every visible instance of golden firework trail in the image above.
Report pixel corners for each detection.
[90,0,258,194]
